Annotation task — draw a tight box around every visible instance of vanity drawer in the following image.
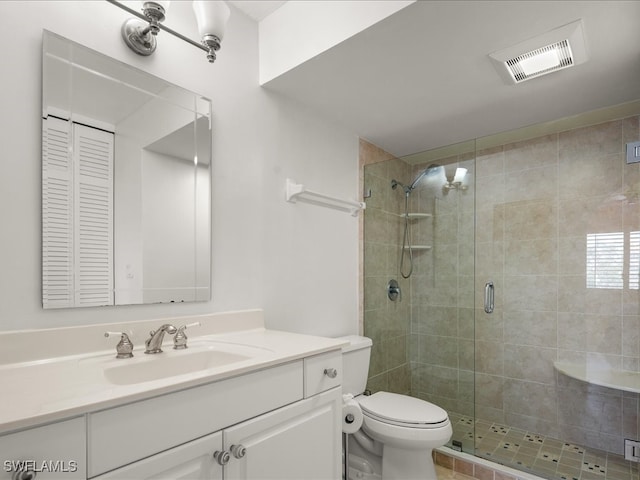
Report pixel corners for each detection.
[93,431,223,479]
[88,361,303,477]
[0,417,85,479]
[304,350,342,397]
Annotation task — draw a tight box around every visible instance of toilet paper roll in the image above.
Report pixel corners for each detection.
[342,396,363,434]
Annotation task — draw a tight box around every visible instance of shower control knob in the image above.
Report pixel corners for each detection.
[324,368,338,378]
[230,444,247,459]
[213,450,230,465]
[387,279,401,301]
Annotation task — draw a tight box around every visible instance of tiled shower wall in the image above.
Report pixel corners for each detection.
[361,113,640,457]
[362,149,412,395]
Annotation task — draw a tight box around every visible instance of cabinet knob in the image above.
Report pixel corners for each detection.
[324,368,338,379]
[213,450,230,466]
[12,468,37,480]
[230,444,247,459]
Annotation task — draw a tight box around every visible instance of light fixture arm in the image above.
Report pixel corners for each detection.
[107,0,213,58]
[202,34,221,63]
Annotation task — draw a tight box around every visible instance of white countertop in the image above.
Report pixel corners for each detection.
[0,310,347,434]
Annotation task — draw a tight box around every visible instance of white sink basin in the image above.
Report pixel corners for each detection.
[104,343,269,385]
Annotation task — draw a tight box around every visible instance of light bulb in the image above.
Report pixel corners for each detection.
[453,167,467,184]
[192,1,231,41]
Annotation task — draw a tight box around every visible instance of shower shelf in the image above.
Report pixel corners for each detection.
[403,245,432,251]
[285,178,366,216]
[554,361,640,394]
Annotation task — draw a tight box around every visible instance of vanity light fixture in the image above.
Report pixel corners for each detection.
[444,167,468,191]
[107,0,231,63]
[192,1,231,63]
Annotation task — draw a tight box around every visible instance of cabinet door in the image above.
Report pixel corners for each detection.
[224,388,341,480]
[94,431,223,480]
[0,417,85,479]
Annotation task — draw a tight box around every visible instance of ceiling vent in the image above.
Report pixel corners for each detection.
[489,20,589,84]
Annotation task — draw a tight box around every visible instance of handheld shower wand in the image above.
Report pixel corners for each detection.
[392,164,441,278]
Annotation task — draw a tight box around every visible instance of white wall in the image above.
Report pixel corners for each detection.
[0,1,359,337]
[141,151,198,303]
[259,0,415,84]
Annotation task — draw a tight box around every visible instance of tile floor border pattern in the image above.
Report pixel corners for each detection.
[442,413,640,480]
[434,447,549,480]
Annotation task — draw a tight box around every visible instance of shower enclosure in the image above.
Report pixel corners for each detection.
[362,108,640,480]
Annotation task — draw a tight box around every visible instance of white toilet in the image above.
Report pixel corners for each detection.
[340,335,452,480]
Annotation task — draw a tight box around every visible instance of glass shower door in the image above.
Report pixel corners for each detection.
[403,143,476,454]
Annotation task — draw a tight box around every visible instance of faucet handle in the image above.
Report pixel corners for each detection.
[174,322,201,350]
[105,331,134,359]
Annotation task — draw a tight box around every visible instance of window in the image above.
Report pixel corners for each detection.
[630,231,640,290]
[586,232,640,290]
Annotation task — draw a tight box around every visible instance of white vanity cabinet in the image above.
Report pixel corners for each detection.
[89,351,342,480]
[88,362,304,476]
[96,388,341,480]
[0,312,345,480]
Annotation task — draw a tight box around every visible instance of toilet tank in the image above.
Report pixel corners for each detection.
[338,335,373,396]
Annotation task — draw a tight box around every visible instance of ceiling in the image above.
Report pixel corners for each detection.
[260,1,640,157]
[228,1,286,21]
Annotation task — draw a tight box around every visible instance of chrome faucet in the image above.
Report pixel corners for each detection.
[144,324,177,354]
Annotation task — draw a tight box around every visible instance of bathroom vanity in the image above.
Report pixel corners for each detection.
[0,310,345,479]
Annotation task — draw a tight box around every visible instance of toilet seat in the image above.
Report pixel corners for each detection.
[357,392,449,428]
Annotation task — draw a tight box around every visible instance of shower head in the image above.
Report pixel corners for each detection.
[392,164,442,195]
[409,164,442,191]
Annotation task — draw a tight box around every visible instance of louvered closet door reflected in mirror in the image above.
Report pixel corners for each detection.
[43,118,114,308]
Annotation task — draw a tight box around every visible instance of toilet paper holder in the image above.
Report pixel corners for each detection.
[342,394,364,434]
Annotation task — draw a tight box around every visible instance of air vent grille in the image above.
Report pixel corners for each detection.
[506,40,573,83]
[488,20,588,85]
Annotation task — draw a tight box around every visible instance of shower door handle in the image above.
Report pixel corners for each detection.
[484,282,494,314]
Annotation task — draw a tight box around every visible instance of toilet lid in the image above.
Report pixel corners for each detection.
[358,392,449,427]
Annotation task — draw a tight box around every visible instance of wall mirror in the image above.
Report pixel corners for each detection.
[42,31,211,308]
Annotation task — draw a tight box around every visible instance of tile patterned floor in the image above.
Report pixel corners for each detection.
[449,413,640,480]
